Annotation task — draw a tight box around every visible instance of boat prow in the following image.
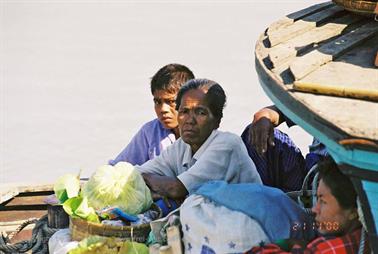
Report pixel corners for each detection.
[254,1,378,252]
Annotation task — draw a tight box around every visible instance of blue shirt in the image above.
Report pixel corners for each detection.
[241,125,306,192]
[109,119,176,166]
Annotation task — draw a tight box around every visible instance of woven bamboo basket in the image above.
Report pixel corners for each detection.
[332,0,378,16]
[69,204,162,243]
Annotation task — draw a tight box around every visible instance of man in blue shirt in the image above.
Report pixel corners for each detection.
[109,63,194,166]
[241,105,327,192]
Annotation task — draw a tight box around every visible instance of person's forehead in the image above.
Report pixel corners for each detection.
[181,89,208,106]
[317,179,332,198]
[153,89,177,99]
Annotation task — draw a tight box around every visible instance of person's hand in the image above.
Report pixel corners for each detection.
[249,106,282,156]
[151,191,172,208]
[250,116,275,156]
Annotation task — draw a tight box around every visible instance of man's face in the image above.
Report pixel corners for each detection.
[178,88,219,153]
[312,179,355,235]
[153,89,178,130]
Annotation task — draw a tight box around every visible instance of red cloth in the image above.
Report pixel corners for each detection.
[245,228,369,254]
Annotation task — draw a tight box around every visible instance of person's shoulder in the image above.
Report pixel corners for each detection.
[214,130,243,146]
[138,118,166,133]
[141,118,161,129]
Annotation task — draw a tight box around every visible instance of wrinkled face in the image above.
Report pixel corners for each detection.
[178,88,219,154]
[312,179,356,235]
[153,89,179,130]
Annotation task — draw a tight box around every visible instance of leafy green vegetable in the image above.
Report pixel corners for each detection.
[54,173,80,203]
[68,236,119,254]
[63,196,99,223]
[81,162,152,215]
[68,236,148,254]
[119,241,148,254]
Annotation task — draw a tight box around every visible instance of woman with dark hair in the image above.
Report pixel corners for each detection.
[245,157,370,253]
[136,79,262,201]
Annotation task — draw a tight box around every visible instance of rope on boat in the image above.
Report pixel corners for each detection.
[0,215,59,254]
[6,218,39,242]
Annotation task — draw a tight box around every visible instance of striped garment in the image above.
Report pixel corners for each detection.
[241,125,308,192]
[245,228,369,254]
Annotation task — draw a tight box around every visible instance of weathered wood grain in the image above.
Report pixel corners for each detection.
[268,5,344,47]
[268,14,363,68]
[290,21,378,80]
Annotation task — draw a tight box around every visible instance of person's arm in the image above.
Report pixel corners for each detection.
[249,105,285,155]
[136,141,188,199]
[142,173,188,199]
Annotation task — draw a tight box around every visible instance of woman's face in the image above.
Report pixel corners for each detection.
[312,179,357,235]
[177,88,219,154]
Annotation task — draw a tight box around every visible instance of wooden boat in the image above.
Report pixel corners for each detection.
[255,1,378,252]
[0,184,62,253]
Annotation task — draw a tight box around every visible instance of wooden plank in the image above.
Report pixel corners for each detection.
[295,35,378,98]
[267,1,334,32]
[0,220,36,232]
[290,21,378,80]
[4,195,48,206]
[268,5,344,47]
[167,226,183,254]
[17,184,54,193]
[149,244,161,254]
[1,183,54,205]
[0,210,46,224]
[0,187,19,204]
[293,81,378,101]
[293,92,378,141]
[268,14,363,68]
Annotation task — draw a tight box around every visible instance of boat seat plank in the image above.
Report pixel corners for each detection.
[268,5,344,47]
[0,211,47,224]
[289,21,378,80]
[3,195,49,207]
[268,14,363,69]
[267,1,334,32]
[293,36,378,101]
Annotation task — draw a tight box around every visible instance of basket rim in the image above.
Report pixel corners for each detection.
[333,0,377,12]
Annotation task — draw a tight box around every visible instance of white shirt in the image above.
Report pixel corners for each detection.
[136,130,262,192]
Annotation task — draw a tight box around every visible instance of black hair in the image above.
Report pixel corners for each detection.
[318,156,357,210]
[150,63,195,95]
[175,78,226,121]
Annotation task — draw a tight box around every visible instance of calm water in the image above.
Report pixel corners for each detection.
[1,0,317,185]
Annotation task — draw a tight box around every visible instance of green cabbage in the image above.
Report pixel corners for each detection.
[81,162,152,215]
[54,173,80,203]
[63,196,99,223]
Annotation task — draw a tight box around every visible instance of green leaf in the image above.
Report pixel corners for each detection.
[119,241,149,254]
[54,173,80,203]
[63,196,99,223]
